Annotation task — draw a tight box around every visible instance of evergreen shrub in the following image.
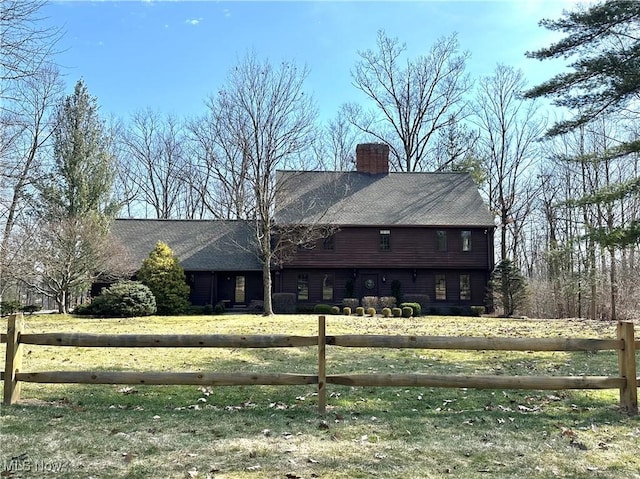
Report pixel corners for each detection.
[137,242,190,315]
[272,293,296,314]
[313,304,333,314]
[78,281,156,317]
[401,302,421,317]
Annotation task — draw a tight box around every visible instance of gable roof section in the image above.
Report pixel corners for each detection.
[275,171,495,227]
[110,219,262,271]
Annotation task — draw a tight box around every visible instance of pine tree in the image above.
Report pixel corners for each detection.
[489,259,529,317]
[525,1,640,247]
[26,79,121,313]
[137,241,190,315]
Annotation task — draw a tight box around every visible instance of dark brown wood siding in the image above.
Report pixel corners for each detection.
[276,268,489,309]
[284,227,492,270]
[189,271,213,306]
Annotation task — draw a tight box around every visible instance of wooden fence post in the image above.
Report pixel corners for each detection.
[617,321,638,415]
[3,313,24,405]
[318,315,326,415]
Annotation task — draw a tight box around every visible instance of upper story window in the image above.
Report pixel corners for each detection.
[323,236,334,251]
[461,230,472,251]
[379,230,391,251]
[437,230,447,251]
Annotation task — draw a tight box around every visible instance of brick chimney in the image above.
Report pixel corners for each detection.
[356,143,389,175]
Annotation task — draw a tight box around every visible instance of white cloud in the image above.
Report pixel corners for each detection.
[185,18,202,26]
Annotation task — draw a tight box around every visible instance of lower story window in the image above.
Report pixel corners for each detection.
[297,273,309,301]
[322,274,334,301]
[460,274,471,300]
[435,274,446,300]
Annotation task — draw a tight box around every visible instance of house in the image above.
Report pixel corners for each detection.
[108,219,262,308]
[108,143,495,312]
[272,143,495,311]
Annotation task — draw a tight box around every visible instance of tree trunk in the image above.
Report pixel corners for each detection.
[609,247,617,321]
[262,259,273,316]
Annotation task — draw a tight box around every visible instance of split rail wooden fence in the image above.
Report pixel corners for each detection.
[1,313,638,414]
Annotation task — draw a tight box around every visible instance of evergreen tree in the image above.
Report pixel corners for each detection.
[25,79,121,313]
[137,241,190,315]
[525,1,640,247]
[489,259,529,317]
[41,79,119,222]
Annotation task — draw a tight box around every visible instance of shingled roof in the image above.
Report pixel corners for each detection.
[110,219,262,271]
[275,171,495,227]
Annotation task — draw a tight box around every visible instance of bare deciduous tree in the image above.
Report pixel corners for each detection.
[346,30,471,172]
[1,0,62,106]
[121,110,188,219]
[474,65,546,262]
[1,65,62,298]
[187,107,253,220]
[209,53,318,315]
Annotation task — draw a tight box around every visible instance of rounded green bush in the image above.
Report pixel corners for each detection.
[314,304,334,314]
[331,306,341,315]
[401,302,422,317]
[367,307,376,317]
[392,307,402,318]
[402,306,413,318]
[343,306,352,316]
[382,307,392,318]
[356,306,365,316]
[81,281,156,317]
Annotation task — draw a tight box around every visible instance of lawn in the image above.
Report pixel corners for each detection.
[1,313,639,478]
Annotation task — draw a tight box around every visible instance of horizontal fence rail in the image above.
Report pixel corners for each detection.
[327,374,626,390]
[326,334,624,351]
[15,371,318,386]
[1,314,638,414]
[19,333,318,348]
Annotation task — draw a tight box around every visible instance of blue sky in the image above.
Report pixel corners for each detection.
[43,0,581,122]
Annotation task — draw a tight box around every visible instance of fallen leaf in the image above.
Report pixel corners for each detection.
[122,452,135,463]
[570,439,588,450]
[118,387,138,395]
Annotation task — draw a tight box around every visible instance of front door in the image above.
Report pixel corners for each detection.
[234,275,246,305]
[361,273,379,297]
